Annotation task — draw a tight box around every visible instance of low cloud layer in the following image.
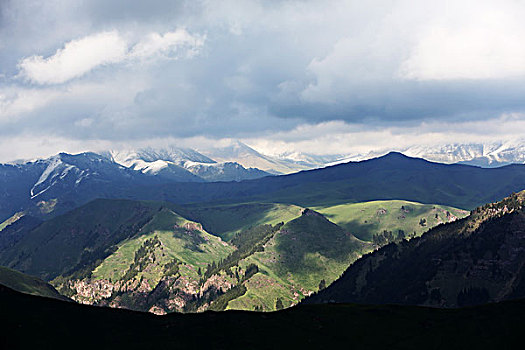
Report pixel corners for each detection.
[1,0,525,161]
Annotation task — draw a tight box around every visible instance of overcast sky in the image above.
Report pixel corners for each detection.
[1,0,525,161]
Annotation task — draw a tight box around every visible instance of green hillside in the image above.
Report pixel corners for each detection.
[0,211,25,232]
[0,197,470,313]
[226,210,373,311]
[176,202,303,241]
[0,199,177,280]
[52,206,236,312]
[0,266,67,301]
[315,200,469,241]
[306,191,525,307]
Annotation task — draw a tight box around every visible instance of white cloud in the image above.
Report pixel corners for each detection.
[18,31,128,84]
[130,29,205,60]
[16,29,204,85]
[400,1,525,80]
[4,0,525,161]
[245,113,525,156]
[0,88,63,120]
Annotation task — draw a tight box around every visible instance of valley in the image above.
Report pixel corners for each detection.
[0,194,468,313]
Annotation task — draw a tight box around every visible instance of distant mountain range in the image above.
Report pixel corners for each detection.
[332,140,525,168]
[2,151,525,223]
[105,145,270,182]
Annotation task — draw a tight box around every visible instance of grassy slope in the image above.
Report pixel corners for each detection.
[176,202,303,241]
[0,266,67,301]
[0,199,183,280]
[306,191,525,307]
[1,284,523,349]
[0,212,24,232]
[314,200,469,241]
[92,208,234,283]
[228,211,373,311]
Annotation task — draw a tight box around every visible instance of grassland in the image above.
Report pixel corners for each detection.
[314,200,469,241]
[0,198,470,313]
[178,202,303,241]
[0,211,24,232]
[227,212,373,311]
[92,211,234,283]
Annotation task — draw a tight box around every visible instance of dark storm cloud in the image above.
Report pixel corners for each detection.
[1,0,525,156]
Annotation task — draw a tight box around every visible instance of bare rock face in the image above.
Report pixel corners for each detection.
[183,222,203,231]
[201,274,233,296]
[71,279,115,304]
[148,305,167,315]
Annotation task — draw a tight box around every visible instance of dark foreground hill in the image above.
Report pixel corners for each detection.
[0,266,67,301]
[0,284,522,350]
[305,191,525,307]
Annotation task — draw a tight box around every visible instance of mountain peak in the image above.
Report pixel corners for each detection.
[372,151,414,162]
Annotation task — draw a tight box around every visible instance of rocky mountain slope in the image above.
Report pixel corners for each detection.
[305,191,525,307]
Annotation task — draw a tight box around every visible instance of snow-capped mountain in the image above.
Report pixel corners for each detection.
[402,140,525,167]
[29,152,139,199]
[0,152,150,221]
[106,146,270,182]
[106,148,205,182]
[198,140,340,174]
[270,150,343,169]
[183,161,269,181]
[0,148,272,221]
[327,140,525,168]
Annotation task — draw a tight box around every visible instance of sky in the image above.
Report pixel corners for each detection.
[2,0,525,161]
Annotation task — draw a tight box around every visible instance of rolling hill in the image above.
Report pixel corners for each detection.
[305,190,525,307]
[314,200,468,241]
[1,196,465,313]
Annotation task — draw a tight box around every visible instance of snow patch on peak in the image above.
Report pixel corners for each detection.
[30,156,70,198]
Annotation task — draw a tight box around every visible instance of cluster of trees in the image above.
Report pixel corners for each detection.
[123,235,162,281]
[371,229,419,246]
[207,285,248,311]
[163,258,180,277]
[201,224,282,281]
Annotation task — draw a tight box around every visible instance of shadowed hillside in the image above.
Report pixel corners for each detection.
[0,266,68,301]
[305,191,525,307]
